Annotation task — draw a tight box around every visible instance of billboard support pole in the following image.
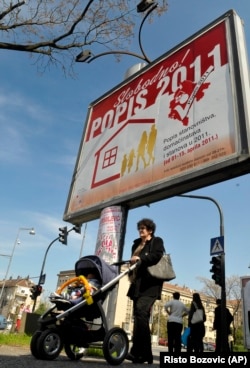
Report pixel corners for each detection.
[178,194,228,352]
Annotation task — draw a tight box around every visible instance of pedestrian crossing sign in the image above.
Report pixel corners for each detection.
[210,236,224,255]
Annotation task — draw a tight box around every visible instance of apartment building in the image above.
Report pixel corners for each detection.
[0,277,36,319]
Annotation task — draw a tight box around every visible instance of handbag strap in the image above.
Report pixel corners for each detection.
[193,302,198,310]
[148,237,166,254]
[193,302,203,312]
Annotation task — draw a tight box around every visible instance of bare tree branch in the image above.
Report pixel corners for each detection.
[0,0,168,76]
[197,275,242,313]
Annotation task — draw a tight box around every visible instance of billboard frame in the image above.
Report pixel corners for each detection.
[64,9,250,224]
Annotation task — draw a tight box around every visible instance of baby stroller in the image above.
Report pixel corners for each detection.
[30,255,137,365]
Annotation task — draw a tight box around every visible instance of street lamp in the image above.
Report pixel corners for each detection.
[137,0,157,13]
[0,227,35,306]
[75,2,158,64]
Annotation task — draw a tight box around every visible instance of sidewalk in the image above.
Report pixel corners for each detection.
[0,344,161,367]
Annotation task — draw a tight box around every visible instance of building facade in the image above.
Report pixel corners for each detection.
[56,266,237,344]
[0,277,36,320]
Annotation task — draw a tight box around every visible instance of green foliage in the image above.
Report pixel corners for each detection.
[151,311,167,338]
[87,347,104,357]
[33,303,49,315]
[233,326,245,346]
[233,344,248,352]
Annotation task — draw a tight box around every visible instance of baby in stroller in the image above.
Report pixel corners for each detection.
[65,272,101,305]
[50,271,101,307]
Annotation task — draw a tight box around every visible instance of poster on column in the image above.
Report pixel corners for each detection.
[241,276,250,350]
[64,9,250,224]
[94,206,123,264]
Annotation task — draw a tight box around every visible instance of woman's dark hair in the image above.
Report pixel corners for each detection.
[192,293,203,309]
[137,218,156,235]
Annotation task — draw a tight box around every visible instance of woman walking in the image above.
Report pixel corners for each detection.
[188,293,206,353]
[126,218,165,364]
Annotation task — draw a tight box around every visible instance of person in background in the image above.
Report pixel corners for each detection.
[188,293,206,353]
[24,304,31,313]
[213,298,233,352]
[126,218,165,364]
[14,303,25,333]
[165,292,189,354]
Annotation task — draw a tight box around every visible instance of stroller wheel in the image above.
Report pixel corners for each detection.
[30,330,42,359]
[103,327,129,365]
[64,343,86,360]
[37,328,63,360]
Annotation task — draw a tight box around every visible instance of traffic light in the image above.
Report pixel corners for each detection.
[30,285,37,300]
[30,285,42,300]
[59,226,68,245]
[210,256,222,286]
[73,224,82,234]
[36,285,43,297]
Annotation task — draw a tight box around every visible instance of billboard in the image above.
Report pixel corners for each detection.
[64,10,250,223]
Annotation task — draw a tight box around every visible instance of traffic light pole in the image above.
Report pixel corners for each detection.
[178,194,228,352]
[32,227,76,312]
[32,236,59,312]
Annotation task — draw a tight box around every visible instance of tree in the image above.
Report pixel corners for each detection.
[197,276,222,300]
[197,275,242,343]
[198,275,241,308]
[0,0,168,76]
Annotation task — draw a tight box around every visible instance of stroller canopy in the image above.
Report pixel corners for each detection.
[75,255,118,287]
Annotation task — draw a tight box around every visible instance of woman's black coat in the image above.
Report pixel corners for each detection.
[127,236,164,300]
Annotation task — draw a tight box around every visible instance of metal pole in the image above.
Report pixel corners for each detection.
[178,194,227,352]
[0,227,35,305]
[157,303,160,342]
[32,227,75,312]
[32,237,59,313]
[79,223,87,258]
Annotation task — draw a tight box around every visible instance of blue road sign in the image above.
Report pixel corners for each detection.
[210,236,224,255]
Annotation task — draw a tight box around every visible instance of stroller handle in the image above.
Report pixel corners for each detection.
[112,259,141,267]
[112,260,130,266]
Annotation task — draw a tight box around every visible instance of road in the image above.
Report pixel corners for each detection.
[0,344,167,367]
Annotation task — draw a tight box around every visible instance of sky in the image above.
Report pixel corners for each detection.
[1,0,250,298]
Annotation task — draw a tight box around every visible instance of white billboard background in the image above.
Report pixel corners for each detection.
[64,10,250,223]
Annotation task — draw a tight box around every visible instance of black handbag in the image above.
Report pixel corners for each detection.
[147,253,176,281]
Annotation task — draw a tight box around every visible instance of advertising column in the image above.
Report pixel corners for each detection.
[95,206,128,328]
[95,206,126,263]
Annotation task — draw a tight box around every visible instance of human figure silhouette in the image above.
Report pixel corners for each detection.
[128,149,136,173]
[121,154,128,176]
[136,131,148,171]
[147,124,157,165]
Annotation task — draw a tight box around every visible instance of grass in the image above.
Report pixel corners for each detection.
[0,332,104,357]
[0,332,31,347]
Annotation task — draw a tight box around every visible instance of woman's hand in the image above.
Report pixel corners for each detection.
[130,255,140,264]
